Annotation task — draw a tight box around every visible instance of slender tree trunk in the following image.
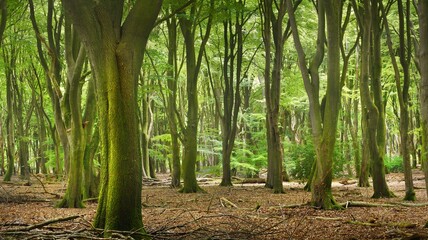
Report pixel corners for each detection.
[166,12,181,188]
[57,25,86,208]
[82,76,98,199]
[260,0,287,193]
[419,0,428,198]
[178,0,213,193]
[397,0,415,201]
[3,50,14,182]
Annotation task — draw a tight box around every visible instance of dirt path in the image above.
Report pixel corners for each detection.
[1,171,428,239]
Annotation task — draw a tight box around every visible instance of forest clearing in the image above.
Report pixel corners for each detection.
[1,170,428,240]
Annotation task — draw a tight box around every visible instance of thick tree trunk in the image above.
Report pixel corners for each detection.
[419,0,428,198]
[62,0,162,234]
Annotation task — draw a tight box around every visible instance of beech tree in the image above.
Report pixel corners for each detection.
[288,0,343,208]
[61,0,162,234]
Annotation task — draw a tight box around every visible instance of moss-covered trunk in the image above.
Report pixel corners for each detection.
[62,0,161,235]
[310,0,342,209]
[419,0,428,198]
[57,37,86,208]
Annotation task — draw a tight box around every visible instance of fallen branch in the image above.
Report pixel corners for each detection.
[2,215,81,232]
[30,172,62,199]
[220,197,238,208]
[239,178,266,184]
[346,220,417,228]
[341,201,396,208]
[341,201,428,208]
[314,217,344,221]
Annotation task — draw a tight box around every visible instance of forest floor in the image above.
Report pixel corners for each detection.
[1,170,428,240]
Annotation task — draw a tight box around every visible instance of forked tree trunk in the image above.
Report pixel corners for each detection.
[61,0,162,235]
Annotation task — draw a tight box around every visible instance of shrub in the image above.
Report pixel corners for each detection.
[384,155,403,173]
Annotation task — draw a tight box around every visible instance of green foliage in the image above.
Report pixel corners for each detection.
[285,140,349,180]
[285,142,315,180]
[384,155,404,173]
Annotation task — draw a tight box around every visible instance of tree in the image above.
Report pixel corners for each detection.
[395,0,415,201]
[28,0,70,177]
[177,0,214,193]
[352,0,394,198]
[418,0,428,198]
[61,0,162,235]
[57,20,87,208]
[288,0,343,208]
[259,0,289,194]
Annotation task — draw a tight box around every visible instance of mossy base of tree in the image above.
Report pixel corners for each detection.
[179,185,206,193]
[312,191,343,210]
[56,198,84,208]
[403,190,416,201]
[273,187,285,194]
[219,180,233,187]
[372,190,395,199]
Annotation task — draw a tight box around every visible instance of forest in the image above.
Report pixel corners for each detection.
[0,0,428,239]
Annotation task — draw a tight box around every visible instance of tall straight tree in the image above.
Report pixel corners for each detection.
[259,0,288,193]
[29,0,70,176]
[288,0,343,208]
[352,0,393,198]
[57,20,87,208]
[381,0,414,199]
[61,0,162,234]
[216,0,248,187]
[165,4,181,188]
[395,0,415,201]
[419,0,428,198]
[177,0,214,193]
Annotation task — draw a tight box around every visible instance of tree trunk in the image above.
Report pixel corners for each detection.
[166,12,181,188]
[397,0,415,201]
[57,27,86,208]
[419,0,428,198]
[82,76,98,199]
[260,0,287,194]
[178,0,213,193]
[3,49,14,182]
[61,0,162,235]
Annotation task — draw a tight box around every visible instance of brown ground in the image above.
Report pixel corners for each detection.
[1,170,428,239]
